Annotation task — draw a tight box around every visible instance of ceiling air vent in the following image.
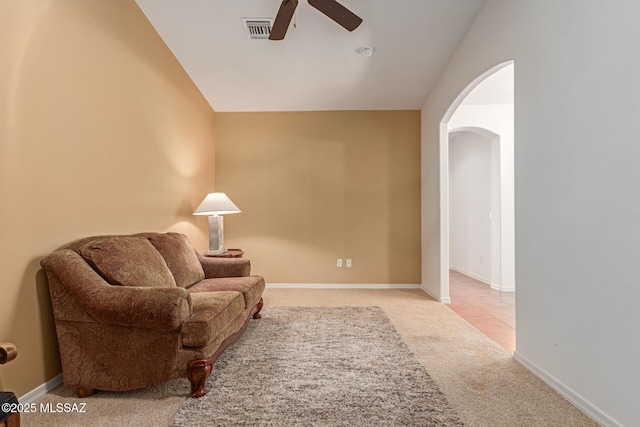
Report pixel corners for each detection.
[242,18,274,40]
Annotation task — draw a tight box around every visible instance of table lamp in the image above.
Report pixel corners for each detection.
[193,192,241,255]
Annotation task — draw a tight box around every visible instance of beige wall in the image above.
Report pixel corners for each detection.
[215,111,421,285]
[0,0,215,395]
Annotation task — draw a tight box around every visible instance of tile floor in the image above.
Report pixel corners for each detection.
[448,270,515,353]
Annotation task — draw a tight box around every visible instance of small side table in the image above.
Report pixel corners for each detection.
[207,249,244,258]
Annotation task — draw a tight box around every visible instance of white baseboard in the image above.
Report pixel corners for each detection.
[19,374,63,404]
[514,352,621,427]
[420,285,450,304]
[497,284,515,293]
[451,267,516,293]
[266,283,421,289]
[450,266,492,286]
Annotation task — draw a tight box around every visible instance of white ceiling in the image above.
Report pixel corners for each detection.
[135,0,487,112]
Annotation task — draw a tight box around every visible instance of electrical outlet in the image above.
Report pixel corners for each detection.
[337,258,343,268]
[346,259,352,268]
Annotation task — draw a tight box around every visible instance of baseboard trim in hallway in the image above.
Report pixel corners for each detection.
[266,283,421,289]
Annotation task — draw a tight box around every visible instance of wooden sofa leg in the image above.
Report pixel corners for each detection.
[77,387,95,398]
[187,358,213,398]
[252,297,264,319]
[5,411,20,427]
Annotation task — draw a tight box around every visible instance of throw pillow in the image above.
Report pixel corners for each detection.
[146,233,205,288]
[80,236,176,288]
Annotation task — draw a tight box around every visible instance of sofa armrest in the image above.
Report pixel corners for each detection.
[198,256,251,278]
[41,250,192,331]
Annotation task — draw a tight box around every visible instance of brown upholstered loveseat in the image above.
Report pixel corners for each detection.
[40,232,265,398]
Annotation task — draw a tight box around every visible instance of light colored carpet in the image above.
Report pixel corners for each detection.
[22,288,597,426]
[171,306,464,426]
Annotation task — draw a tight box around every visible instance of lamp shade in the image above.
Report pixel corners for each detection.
[193,193,241,215]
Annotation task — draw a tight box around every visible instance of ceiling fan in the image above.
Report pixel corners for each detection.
[269,0,363,41]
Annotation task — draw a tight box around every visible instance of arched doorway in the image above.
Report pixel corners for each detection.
[439,62,515,351]
[438,61,514,302]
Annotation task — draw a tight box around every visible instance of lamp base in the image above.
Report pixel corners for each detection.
[205,215,228,256]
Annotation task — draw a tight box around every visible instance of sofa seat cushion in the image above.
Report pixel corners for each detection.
[187,276,265,309]
[80,237,176,288]
[144,233,205,288]
[181,291,245,348]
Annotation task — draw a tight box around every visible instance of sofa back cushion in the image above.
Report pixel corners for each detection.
[145,233,205,288]
[80,236,176,288]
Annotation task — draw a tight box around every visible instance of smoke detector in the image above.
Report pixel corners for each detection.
[357,46,375,57]
[242,18,274,40]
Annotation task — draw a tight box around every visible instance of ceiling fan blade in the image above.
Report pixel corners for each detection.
[269,0,298,40]
[307,0,362,32]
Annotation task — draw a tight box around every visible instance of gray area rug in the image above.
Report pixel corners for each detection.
[171,306,464,426]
